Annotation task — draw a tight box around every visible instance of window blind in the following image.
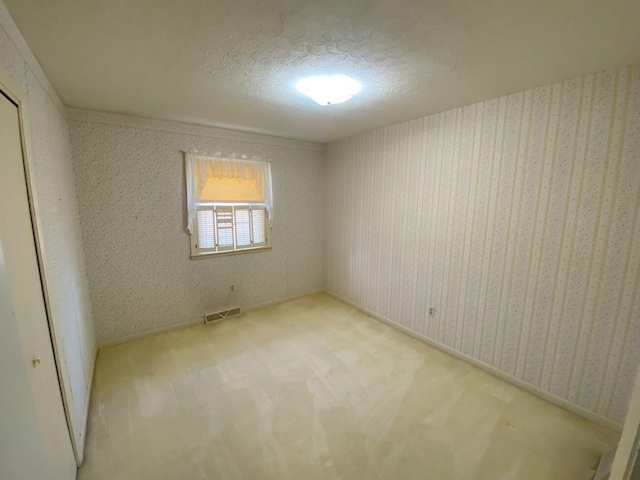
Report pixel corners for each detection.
[235,207,251,248]
[196,208,216,251]
[252,208,267,246]
[215,206,234,251]
[193,205,268,255]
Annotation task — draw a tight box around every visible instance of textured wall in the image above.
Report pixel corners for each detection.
[0,0,95,458]
[324,64,640,424]
[69,111,324,344]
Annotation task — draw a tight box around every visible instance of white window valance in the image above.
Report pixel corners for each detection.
[185,154,273,234]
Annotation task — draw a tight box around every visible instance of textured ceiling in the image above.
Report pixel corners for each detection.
[5,0,639,143]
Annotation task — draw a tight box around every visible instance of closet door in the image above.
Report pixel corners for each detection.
[609,369,640,480]
[0,91,76,479]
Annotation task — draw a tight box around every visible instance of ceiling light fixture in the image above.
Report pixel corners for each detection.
[295,75,361,105]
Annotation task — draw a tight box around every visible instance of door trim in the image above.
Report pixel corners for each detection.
[0,67,80,465]
[610,367,640,479]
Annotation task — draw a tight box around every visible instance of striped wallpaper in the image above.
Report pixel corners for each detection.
[324,64,640,424]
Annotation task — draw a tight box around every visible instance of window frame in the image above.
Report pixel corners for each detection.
[189,202,271,259]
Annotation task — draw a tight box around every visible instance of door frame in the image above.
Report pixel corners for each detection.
[610,366,640,479]
[0,67,80,465]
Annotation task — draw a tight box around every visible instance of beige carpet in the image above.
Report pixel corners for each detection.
[78,293,617,480]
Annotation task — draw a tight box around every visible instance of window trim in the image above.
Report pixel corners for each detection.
[189,203,271,258]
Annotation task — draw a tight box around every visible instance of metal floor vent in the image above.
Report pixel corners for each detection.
[204,307,242,324]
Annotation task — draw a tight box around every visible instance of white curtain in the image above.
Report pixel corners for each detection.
[185,154,273,234]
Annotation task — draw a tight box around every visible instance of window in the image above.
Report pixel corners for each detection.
[185,154,272,257]
[193,204,268,254]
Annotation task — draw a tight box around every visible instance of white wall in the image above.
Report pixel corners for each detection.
[68,110,324,344]
[324,64,640,425]
[0,0,96,459]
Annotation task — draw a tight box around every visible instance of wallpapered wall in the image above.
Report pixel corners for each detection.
[0,0,95,458]
[69,110,324,344]
[324,64,640,424]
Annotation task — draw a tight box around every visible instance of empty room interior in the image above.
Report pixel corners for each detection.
[1,0,640,479]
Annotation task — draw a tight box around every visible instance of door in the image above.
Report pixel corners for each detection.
[0,91,76,478]
[610,367,640,480]
[0,236,51,479]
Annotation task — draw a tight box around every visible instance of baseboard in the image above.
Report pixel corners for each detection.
[243,289,324,312]
[97,289,324,348]
[324,290,623,433]
[97,317,205,348]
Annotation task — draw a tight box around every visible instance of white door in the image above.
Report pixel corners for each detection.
[610,368,640,479]
[0,236,51,479]
[0,91,76,478]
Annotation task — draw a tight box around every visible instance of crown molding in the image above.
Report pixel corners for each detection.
[0,1,65,115]
[66,108,325,153]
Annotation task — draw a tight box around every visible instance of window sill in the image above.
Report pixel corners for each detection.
[190,246,272,259]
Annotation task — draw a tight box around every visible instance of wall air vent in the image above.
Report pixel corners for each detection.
[204,307,242,324]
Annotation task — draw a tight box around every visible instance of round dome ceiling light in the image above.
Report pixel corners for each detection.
[295,75,361,106]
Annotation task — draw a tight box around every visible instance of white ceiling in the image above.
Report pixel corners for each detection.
[5,0,639,143]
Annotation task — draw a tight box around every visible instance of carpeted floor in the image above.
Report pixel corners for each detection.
[78,293,617,480]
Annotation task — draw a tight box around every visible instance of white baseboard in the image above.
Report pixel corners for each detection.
[97,289,324,349]
[97,318,204,348]
[243,289,324,312]
[324,290,623,433]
